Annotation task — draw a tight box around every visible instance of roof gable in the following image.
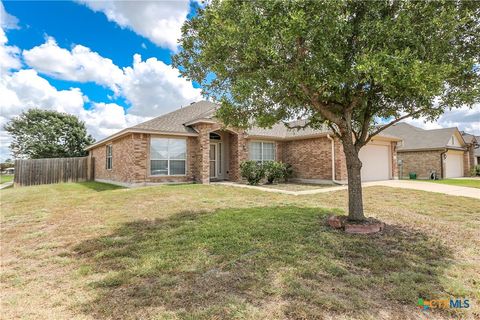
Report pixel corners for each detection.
[384,122,466,151]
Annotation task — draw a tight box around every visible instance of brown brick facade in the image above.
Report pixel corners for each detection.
[89,133,137,183]
[282,137,335,180]
[396,150,443,179]
[90,128,398,185]
[464,146,475,176]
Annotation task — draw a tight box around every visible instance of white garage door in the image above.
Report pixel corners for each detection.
[358,144,390,181]
[445,153,463,178]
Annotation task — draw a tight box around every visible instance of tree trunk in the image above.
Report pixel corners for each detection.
[341,136,366,222]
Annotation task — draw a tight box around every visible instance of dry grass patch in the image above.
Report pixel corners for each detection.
[1,182,479,319]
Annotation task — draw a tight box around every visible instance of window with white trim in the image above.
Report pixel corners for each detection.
[249,141,275,162]
[150,138,186,176]
[106,145,112,170]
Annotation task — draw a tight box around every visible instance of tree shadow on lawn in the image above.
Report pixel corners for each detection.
[76,181,124,192]
[73,207,453,319]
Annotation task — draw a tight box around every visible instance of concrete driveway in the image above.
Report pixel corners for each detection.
[364,180,480,199]
[215,180,480,199]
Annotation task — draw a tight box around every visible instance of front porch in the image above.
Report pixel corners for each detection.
[192,123,247,184]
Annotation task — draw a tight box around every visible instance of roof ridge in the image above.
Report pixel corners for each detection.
[130,100,212,129]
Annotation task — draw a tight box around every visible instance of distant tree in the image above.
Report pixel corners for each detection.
[0,159,14,171]
[4,109,95,159]
[174,0,480,222]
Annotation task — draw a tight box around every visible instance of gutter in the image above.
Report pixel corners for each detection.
[327,134,346,185]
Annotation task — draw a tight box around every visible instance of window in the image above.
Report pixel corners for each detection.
[106,145,112,170]
[150,138,186,176]
[249,141,275,162]
[210,132,221,140]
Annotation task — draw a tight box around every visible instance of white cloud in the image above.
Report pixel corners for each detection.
[23,37,124,93]
[0,69,149,160]
[82,102,148,138]
[406,104,480,135]
[0,1,19,30]
[122,54,202,116]
[77,0,190,51]
[22,38,202,117]
[0,28,21,73]
[0,3,21,73]
[0,69,86,116]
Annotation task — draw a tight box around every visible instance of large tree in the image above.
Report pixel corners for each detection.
[174,0,479,221]
[4,109,95,159]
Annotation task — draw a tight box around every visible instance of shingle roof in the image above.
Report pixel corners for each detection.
[130,101,331,138]
[87,100,401,149]
[461,132,479,145]
[246,120,330,138]
[131,100,218,134]
[383,122,463,151]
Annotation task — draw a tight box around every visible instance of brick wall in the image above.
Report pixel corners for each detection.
[90,129,397,185]
[391,141,399,179]
[283,136,334,180]
[464,146,474,176]
[397,150,443,179]
[89,134,136,183]
[229,131,248,181]
[90,133,198,184]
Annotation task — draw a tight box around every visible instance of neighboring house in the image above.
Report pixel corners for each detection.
[3,167,14,174]
[384,123,476,179]
[461,132,480,166]
[86,101,400,186]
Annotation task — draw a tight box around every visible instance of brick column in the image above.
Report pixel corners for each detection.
[229,131,247,181]
[464,149,473,177]
[391,141,399,179]
[197,126,210,184]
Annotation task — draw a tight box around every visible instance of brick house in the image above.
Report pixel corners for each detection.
[461,132,480,167]
[86,101,401,186]
[384,122,478,179]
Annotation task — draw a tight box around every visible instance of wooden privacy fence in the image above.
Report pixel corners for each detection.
[14,157,94,187]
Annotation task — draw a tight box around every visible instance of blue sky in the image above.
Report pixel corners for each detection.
[3,0,200,109]
[0,1,479,161]
[0,0,204,160]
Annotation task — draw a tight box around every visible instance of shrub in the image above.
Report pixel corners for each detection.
[283,163,294,182]
[240,161,265,185]
[473,164,480,176]
[263,161,285,184]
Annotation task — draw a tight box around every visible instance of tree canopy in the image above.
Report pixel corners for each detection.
[174,0,479,221]
[4,109,95,159]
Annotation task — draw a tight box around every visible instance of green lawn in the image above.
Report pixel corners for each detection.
[420,178,480,189]
[1,182,479,319]
[0,174,14,184]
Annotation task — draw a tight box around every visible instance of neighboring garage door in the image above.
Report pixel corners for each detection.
[358,144,390,181]
[445,152,463,178]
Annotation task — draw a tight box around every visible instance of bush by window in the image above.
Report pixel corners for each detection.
[249,141,275,162]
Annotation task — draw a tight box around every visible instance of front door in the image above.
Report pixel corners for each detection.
[209,143,217,178]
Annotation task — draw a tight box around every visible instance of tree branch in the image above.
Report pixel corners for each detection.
[364,109,425,145]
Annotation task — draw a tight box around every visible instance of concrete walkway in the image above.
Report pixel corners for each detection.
[364,180,480,199]
[212,181,347,196]
[213,180,480,199]
[0,182,13,190]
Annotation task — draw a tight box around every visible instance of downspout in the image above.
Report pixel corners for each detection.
[327,134,346,185]
[440,148,447,179]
